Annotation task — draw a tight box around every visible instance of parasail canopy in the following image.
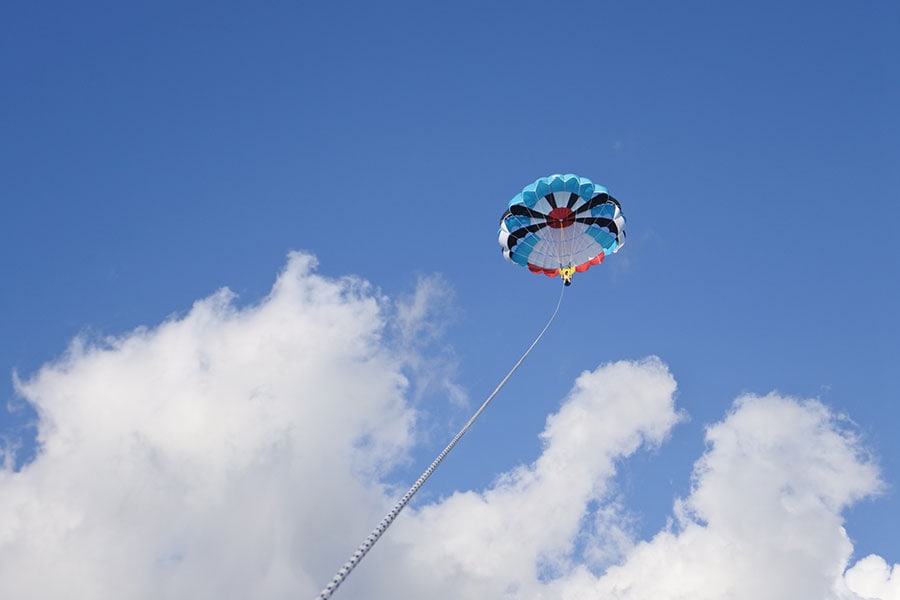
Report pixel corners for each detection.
[498,174,626,285]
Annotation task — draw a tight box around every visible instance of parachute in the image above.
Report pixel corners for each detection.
[315,174,625,600]
[498,174,626,285]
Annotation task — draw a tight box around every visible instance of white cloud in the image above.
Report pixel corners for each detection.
[377,381,891,600]
[585,394,884,600]
[1,254,896,599]
[391,273,466,409]
[382,358,681,599]
[3,253,415,599]
[845,555,900,600]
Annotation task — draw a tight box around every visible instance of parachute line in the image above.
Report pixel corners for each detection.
[314,284,567,600]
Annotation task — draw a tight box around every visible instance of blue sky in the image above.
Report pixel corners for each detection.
[2,2,899,598]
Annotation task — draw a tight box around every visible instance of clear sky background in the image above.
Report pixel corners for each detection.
[2,2,899,599]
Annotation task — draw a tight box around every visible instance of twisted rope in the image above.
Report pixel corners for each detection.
[314,284,566,599]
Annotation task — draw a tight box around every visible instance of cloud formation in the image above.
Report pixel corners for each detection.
[4,253,415,599]
[2,253,896,599]
[586,394,885,600]
[384,357,680,599]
